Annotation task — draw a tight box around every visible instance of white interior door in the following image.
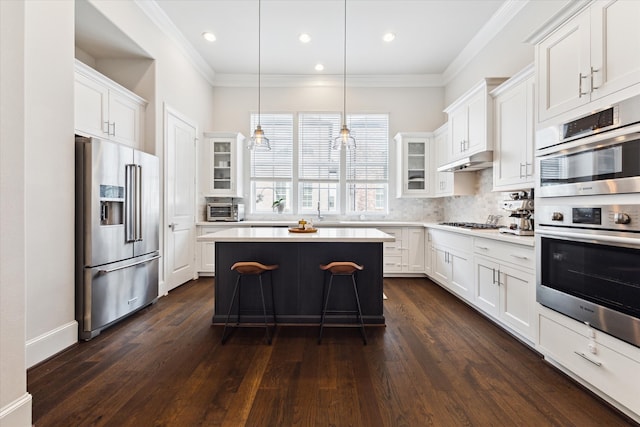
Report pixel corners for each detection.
[164,105,196,293]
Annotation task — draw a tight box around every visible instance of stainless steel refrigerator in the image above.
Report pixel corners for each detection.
[75,136,160,340]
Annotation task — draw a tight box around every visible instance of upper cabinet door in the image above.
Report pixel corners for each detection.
[590,0,640,101]
[536,0,640,124]
[75,73,109,139]
[109,92,144,147]
[536,8,591,123]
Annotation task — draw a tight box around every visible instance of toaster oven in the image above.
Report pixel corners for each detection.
[206,203,244,222]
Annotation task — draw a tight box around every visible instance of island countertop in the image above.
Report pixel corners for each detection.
[197,227,395,243]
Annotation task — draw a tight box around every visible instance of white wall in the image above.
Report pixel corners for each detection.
[0,1,32,426]
[24,0,77,369]
[208,84,446,221]
[444,0,569,106]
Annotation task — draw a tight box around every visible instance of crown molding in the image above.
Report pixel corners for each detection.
[523,0,591,45]
[138,0,525,89]
[134,0,216,86]
[442,0,529,85]
[213,73,444,88]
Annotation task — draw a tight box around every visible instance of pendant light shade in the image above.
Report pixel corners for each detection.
[333,0,355,150]
[248,0,270,151]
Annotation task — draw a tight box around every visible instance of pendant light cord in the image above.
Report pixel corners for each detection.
[258,0,262,128]
[342,0,347,127]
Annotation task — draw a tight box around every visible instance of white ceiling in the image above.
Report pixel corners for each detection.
[76,0,521,85]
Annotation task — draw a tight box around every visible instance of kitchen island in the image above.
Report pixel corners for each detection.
[198,227,395,325]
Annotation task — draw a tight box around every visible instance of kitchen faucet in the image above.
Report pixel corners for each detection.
[317,201,323,220]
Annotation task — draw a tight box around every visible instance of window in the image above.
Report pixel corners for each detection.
[250,114,294,213]
[298,113,341,215]
[345,114,389,214]
[249,112,389,216]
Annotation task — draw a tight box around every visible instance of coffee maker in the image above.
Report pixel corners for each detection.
[499,191,534,236]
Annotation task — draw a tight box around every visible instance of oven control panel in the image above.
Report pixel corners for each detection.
[537,204,640,232]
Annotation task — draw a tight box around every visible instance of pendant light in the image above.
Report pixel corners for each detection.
[247,0,270,150]
[332,0,356,150]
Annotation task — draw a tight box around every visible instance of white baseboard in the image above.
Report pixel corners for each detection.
[0,392,32,427]
[26,321,77,368]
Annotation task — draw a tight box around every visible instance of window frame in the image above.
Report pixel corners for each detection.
[249,112,389,217]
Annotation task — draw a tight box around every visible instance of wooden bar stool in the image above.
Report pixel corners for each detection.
[318,262,367,345]
[222,261,278,345]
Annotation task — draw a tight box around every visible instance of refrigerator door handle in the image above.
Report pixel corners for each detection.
[125,164,136,242]
[97,255,161,275]
[136,164,142,241]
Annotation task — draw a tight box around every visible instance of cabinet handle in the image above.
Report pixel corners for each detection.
[497,269,502,286]
[519,163,525,179]
[579,72,589,97]
[103,121,110,135]
[510,254,529,260]
[492,268,496,285]
[574,351,602,367]
[476,246,489,250]
[111,122,116,136]
[590,66,600,91]
[525,163,532,177]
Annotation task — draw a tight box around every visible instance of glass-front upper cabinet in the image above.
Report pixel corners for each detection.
[395,132,432,198]
[202,132,245,197]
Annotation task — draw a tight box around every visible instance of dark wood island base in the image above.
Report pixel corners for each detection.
[198,227,395,326]
[213,240,386,325]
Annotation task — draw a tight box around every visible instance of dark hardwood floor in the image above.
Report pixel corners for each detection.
[28,278,637,426]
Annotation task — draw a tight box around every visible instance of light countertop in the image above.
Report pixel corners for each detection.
[197,221,535,247]
[197,227,396,243]
[426,223,535,247]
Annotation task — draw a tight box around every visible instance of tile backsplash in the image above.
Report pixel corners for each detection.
[441,168,525,226]
[199,168,527,224]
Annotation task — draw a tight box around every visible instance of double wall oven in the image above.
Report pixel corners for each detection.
[535,94,640,348]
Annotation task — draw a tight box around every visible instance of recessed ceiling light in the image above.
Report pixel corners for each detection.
[382,32,395,42]
[202,32,217,42]
[299,33,311,43]
[315,63,325,72]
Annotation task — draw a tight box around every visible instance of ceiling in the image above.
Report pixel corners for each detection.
[76,0,520,85]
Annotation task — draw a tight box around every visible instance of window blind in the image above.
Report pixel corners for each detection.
[250,113,294,179]
[298,113,341,180]
[346,114,389,182]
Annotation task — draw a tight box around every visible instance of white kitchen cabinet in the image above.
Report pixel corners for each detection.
[433,124,475,197]
[196,224,231,274]
[423,229,433,277]
[538,306,640,422]
[74,60,146,148]
[536,0,640,123]
[443,78,506,162]
[491,65,536,191]
[394,132,432,198]
[430,229,473,301]
[379,227,424,276]
[202,132,245,197]
[473,236,536,343]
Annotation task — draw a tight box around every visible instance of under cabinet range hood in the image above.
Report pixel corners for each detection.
[437,150,493,172]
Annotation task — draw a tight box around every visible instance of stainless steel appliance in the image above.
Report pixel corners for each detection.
[75,136,160,340]
[535,94,640,347]
[499,191,534,236]
[206,202,244,221]
[536,203,640,348]
[536,93,640,198]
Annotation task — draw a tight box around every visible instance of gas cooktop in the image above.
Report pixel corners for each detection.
[438,222,500,230]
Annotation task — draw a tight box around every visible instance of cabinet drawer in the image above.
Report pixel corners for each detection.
[379,227,404,253]
[473,238,533,270]
[430,229,472,250]
[383,255,403,273]
[539,314,640,415]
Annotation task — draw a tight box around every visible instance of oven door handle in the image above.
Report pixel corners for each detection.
[536,229,640,247]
